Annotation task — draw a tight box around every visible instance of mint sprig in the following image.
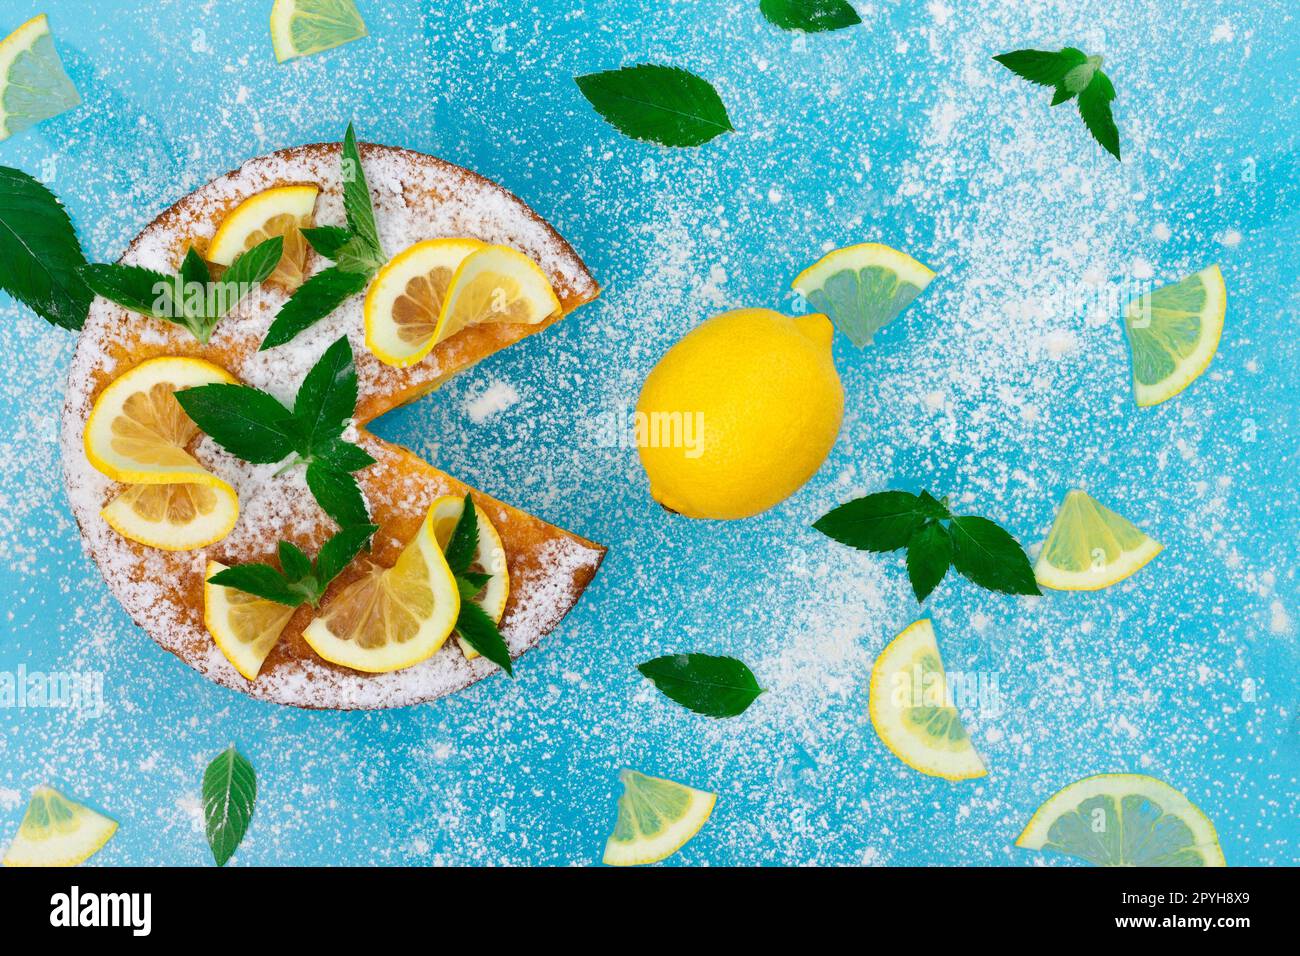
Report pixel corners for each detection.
[443,494,514,676]
[81,236,284,343]
[173,335,376,529]
[209,523,378,608]
[814,490,1040,602]
[262,123,385,350]
[759,0,862,32]
[993,47,1121,160]
[637,653,763,717]
[202,745,256,867]
[0,165,93,330]
[574,64,734,148]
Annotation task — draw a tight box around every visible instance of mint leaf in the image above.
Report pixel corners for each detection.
[454,598,513,676]
[315,523,378,590]
[306,460,369,528]
[333,235,386,275]
[300,225,351,260]
[314,438,375,472]
[208,563,304,607]
[81,262,172,319]
[340,123,382,262]
[293,336,356,448]
[1078,70,1120,160]
[277,540,313,582]
[916,490,951,520]
[202,746,256,867]
[905,521,952,603]
[261,265,369,350]
[219,235,284,301]
[575,64,734,148]
[759,0,861,32]
[949,515,1040,596]
[813,491,927,552]
[174,383,297,464]
[637,653,763,718]
[992,47,1086,88]
[457,571,492,597]
[994,47,1121,160]
[444,494,479,576]
[0,165,93,330]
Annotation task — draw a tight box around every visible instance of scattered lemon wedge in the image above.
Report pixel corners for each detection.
[103,482,238,551]
[2,786,116,867]
[270,0,368,63]
[205,561,297,680]
[1016,774,1226,866]
[303,504,460,672]
[1035,490,1162,591]
[0,14,81,141]
[602,770,716,866]
[1123,264,1226,407]
[364,238,486,367]
[207,184,319,293]
[868,619,987,781]
[428,494,510,661]
[792,242,935,347]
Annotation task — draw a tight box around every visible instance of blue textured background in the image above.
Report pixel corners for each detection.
[0,0,1296,865]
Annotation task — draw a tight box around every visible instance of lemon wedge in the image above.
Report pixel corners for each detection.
[302,504,460,672]
[792,242,935,347]
[428,494,510,661]
[1035,490,1162,591]
[270,0,368,62]
[205,561,297,680]
[0,14,81,141]
[103,482,238,551]
[1123,265,1226,407]
[363,238,486,367]
[207,185,318,293]
[2,786,116,867]
[602,770,716,866]
[868,619,987,781]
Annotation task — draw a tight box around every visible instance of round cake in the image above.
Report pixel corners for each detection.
[61,141,604,709]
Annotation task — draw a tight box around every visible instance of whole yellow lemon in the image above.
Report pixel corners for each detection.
[635,308,843,520]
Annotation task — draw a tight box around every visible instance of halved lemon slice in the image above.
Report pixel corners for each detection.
[302,504,460,672]
[0,14,81,141]
[428,494,510,661]
[868,619,987,781]
[84,357,237,488]
[364,238,486,367]
[204,561,297,680]
[270,0,368,63]
[602,770,716,866]
[792,242,935,347]
[1035,490,1162,591]
[207,184,319,292]
[2,786,116,867]
[1016,774,1226,866]
[103,482,238,551]
[1123,265,1226,407]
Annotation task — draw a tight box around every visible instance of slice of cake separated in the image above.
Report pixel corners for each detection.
[61,141,604,709]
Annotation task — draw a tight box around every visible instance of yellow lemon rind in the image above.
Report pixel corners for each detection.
[1035,538,1164,591]
[601,780,717,867]
[792,242,936,298]
[430,244,561,349]
[101,482,239,552]
[206,184,320,265]
[2,787,117,867]
[1129,264,1227,408]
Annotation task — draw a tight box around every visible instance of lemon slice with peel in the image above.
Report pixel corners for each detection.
[2,786,116,867]
[1123,265,1226,407]
[364,238,486,367]
[868,619,987,781]
[433,244,561,344]
[270,0,368,63]
[84,357,237,487]
[207,185,318,293]
[1016,774,1226,866]
[1035,490,1162,591]
[602,770,716,866]
[205,561,297,680]
[303,503,460,673]
[792,242,935,347]
[0,14,81,142]
[103,481,238,551]
[428,494,510,661]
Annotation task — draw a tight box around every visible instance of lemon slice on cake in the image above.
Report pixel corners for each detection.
[103,482,238,551]
[602,770,716,866]
[2,786,116,867]
[428,494,510,661]
[205,561,297,680]
[0,14,81,141]
[303,504,460,672]
[1123,265,1226,407]
[270,0,368,62]
[207,185,318,293]
[1016,774,1226,866]
[1035,490,1162,591]
[792,243,935,347]
[364,239,486,367]
[868,619,987,781]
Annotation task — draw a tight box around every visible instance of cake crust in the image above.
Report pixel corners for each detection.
[61,141,604,709]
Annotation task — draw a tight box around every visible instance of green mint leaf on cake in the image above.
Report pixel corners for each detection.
[340,122,384,265]
[993,47,1121,160]
[173,383,298,463]
[332,235,386,275]
[208,562,308,606]
[815,489,1039,602]
[202,746,256,867]
[444,495,513,677]
[262,265,369,350]
[0,165,93,330]
[300,225,352,260]
[454,599,514,677]
[759,0,862,33]
[443,493,479,576]
[574,64,734,147]
[292,334,358,447]
[209,523,378,608]
[637,653,763,717]
[306,460,370,528]
[80,262,172,319]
